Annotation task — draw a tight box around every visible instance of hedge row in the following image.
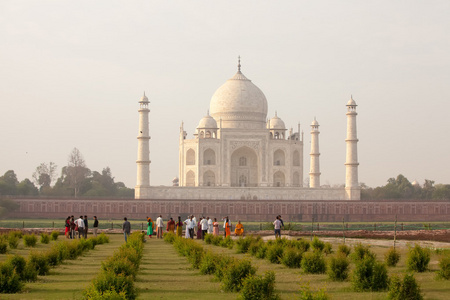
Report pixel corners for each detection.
[83,232,144,300]
[0,233,109,294]
[0,231,60,253]
[164,232,279,299]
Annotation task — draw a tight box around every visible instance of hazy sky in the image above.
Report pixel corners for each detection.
[1,1,449,189]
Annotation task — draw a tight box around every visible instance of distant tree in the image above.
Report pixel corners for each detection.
[0,170,19,195]
[16,178,39,196]
[32,162,57,190]
[0,199,19,217]
[65,148,91,197]
[432,184,450,200]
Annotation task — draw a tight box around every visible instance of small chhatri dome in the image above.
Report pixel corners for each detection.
[197,111,218,129]
[209,57,268,129]
[311,117,319,126]
[139,91,149,102]
[412,180,420,186]
[267,111,286,130]
[347,95,357,106]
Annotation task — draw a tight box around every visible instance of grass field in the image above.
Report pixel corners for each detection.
[1,232,450,299]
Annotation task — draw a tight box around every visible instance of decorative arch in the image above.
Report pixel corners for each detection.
[231,146,258,187]
[293,150,300,166]
[186,149,195,165]
[203,171,215,186]
[273,149,285,166]
[205,131,211,138]
[199,131,204,139]
[292,172,300,187]
[203,149,216,165]
[273,171,285,187]
[186,170,195,186]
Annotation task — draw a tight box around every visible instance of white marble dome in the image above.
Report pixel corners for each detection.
[209,69,268,129]
[267,112,286,130]
[197,113,217,129]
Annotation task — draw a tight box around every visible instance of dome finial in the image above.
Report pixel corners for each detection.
[238,55,241,72]
[275,111,277,117]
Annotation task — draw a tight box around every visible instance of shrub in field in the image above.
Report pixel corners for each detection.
[0,262,23,293]
[388,273,423,300]
[302,251,326,274]
[97,232,110,244]
[323,242,333,255]
[239,271,280,300]
[8,235,19,249]
[407,244,430,272]
[0,234,7,243]
[83,288,127,299]
[204,233,214,244]
[295,238,310,252]
[385,247,400,267]
[118,247,142,269]
[221,259,256,292]
[281,247,303,268]
[266,243,284,264]
[236,236,254,254]
[337,244,351,257]
[248,240,264,256]
[351,243,375,262]
[9,231,23,239]
[23,234,37,248]
[436,256,450,280]
[54,242,69,262]
[211,235,223,246]
[220,236,234,249]
[298,283,329,300]
[66,241,82,259]
[40,233,50,244]
[256,244,268,259]
[352,256,388,291]
[50,231,59,241]
[102,257,138,279]
[84,271,136,300]
[215,255,237,281]
[199,251,218,275]
[163,232,176,243]
[7,255,37,282]
[311,236,325,252]
[45,247,60,267]
[0,241,7,254]
[327,253,349,281]
[29,251,50,276]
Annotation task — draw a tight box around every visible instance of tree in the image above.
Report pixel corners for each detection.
[65,148,90,197]
[32,162,57,190]
[0,170,19,195]
[16,178,39,196]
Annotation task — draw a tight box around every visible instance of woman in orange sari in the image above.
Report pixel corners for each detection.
[225,217,231,237]
[234,220,244,236]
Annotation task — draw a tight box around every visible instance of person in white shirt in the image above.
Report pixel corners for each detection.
[273,216,282,238]
[200,217,208,240]
[156,215,164,239]
[207,217,213,234]
[183,217,191,238]
[76,216,85,239]
[189,215,196,239]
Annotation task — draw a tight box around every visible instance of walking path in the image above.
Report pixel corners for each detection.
[135,238,233,299]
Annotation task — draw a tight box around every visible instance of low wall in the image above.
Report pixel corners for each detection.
[5,198,450,222]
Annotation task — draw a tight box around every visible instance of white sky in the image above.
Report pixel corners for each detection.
[1,1,449,189]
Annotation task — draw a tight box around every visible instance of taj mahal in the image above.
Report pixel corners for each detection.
[135,59,360,201]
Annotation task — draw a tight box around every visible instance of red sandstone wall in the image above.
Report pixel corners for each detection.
[5,198,450,222]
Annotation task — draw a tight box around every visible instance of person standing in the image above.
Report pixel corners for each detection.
[123,217,131,242]
[83,215,88,238]
[184,216,191,239]
[273,216,282,238]
[222,216,228,237]
[225,217,231,237]
[213,218,219,236]
[166,217,175,234]
[64,216,70,239]
[93,216,99,237]
[196,217,203,240]
[76,215,85,239]
[207,217,213,234]
[278,215,284,230]
[70,216,75,239]
[201,217,208,239]
[189,215,196,239]
[156,215,164,239]
[176,216,183,237]
[147,217,153,238]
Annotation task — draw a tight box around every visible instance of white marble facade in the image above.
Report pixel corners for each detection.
[135,60,360,201]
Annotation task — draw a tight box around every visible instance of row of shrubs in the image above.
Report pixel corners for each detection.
[0,233,109,294]
[0,231,60,253]
[164,232,280,300]
[83,232,145,300]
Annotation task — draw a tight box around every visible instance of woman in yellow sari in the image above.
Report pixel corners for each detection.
[234,220,244,236]
[225,217,231,237]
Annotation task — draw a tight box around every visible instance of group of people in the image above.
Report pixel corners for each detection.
[64,215,99,239]
[142,215,245,240]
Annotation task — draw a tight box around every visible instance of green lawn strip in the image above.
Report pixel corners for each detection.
[0,238,59,262]
[200,237,450,300]
[135,238,234,299]
[1,234,120,300]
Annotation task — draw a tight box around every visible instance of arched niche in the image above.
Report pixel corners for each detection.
[186,170,195,186]
[273,171,285,187]
[203,149,216,165]
[293,150,300,166]
[273,149,285,166]
[186,149,196,165]
[230,146,258,187]
[203,171,215,186]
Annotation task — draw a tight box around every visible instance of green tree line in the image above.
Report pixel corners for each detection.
[0,148,134,198]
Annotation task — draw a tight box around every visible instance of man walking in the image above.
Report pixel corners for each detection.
[156,215,164,239]
[123,217,131,242]
[273,216,282,238]
[189,215,196,239]
[200,217,208,239]
[93,216,99,237]
[83,215,88,238]
[207,217,213,234]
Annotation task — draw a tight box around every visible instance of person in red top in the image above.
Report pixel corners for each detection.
[166,217,175,233]
[64,216,70,239]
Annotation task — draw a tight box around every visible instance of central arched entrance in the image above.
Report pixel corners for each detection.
[230,146,258,187]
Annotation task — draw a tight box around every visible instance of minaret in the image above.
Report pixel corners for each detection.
[135,92,151,199]
[309,118,321,188]
[345,96,360,200]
